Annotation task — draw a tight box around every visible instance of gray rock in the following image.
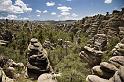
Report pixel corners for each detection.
[86,75,110,82]
[109,56,124,66]
[38,73,58,82]
[112,43,124,56]
[118,66,124,81]
[111,71,122,82]
[100,62,118,71]
[92,65,115,79]
[30,38,38,43]
[92,66,104,77]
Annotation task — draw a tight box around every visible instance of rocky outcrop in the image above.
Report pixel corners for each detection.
[78,8,124,73]
[86,38,124,82]
[27,38,53,79]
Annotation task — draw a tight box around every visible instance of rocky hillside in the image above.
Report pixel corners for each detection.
[0,8,124,82]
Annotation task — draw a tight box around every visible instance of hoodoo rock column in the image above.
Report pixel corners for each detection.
[27,38,52,79]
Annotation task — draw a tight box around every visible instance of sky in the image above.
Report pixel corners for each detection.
[0,0,124,21]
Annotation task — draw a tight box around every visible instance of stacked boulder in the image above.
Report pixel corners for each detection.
[27,38,52,79]
[86,38,124,82]
[79,34,107,67]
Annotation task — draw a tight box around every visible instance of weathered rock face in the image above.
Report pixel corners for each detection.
[79,33,107,67]
[27,38,52,79]
[88,34,107,50]
[86,38,124,82]
[79,46,103,67]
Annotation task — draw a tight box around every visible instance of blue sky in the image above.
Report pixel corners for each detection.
[0,0,124,20]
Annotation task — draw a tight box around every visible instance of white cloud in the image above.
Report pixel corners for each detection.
[104,0,112,4]
[51,12,56,15]
[60,12,70,16]
[57,6,72,12]
[58,12,79,20]
[43,10,48,13]
[0,0,32,14]
[57,6,72,17]
[37,15,40,17]
[72,13,78,17]
[36,10,41,13]
[46,1,55,6]
[14,0,32,12]
[0,14,17,20]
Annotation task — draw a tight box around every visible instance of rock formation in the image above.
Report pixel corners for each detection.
[27,38,53,79]
[79,33,107,67]
[86,38,124,82]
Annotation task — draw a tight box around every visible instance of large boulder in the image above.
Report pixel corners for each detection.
[79,46,103,67]
[86,75,110,82]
